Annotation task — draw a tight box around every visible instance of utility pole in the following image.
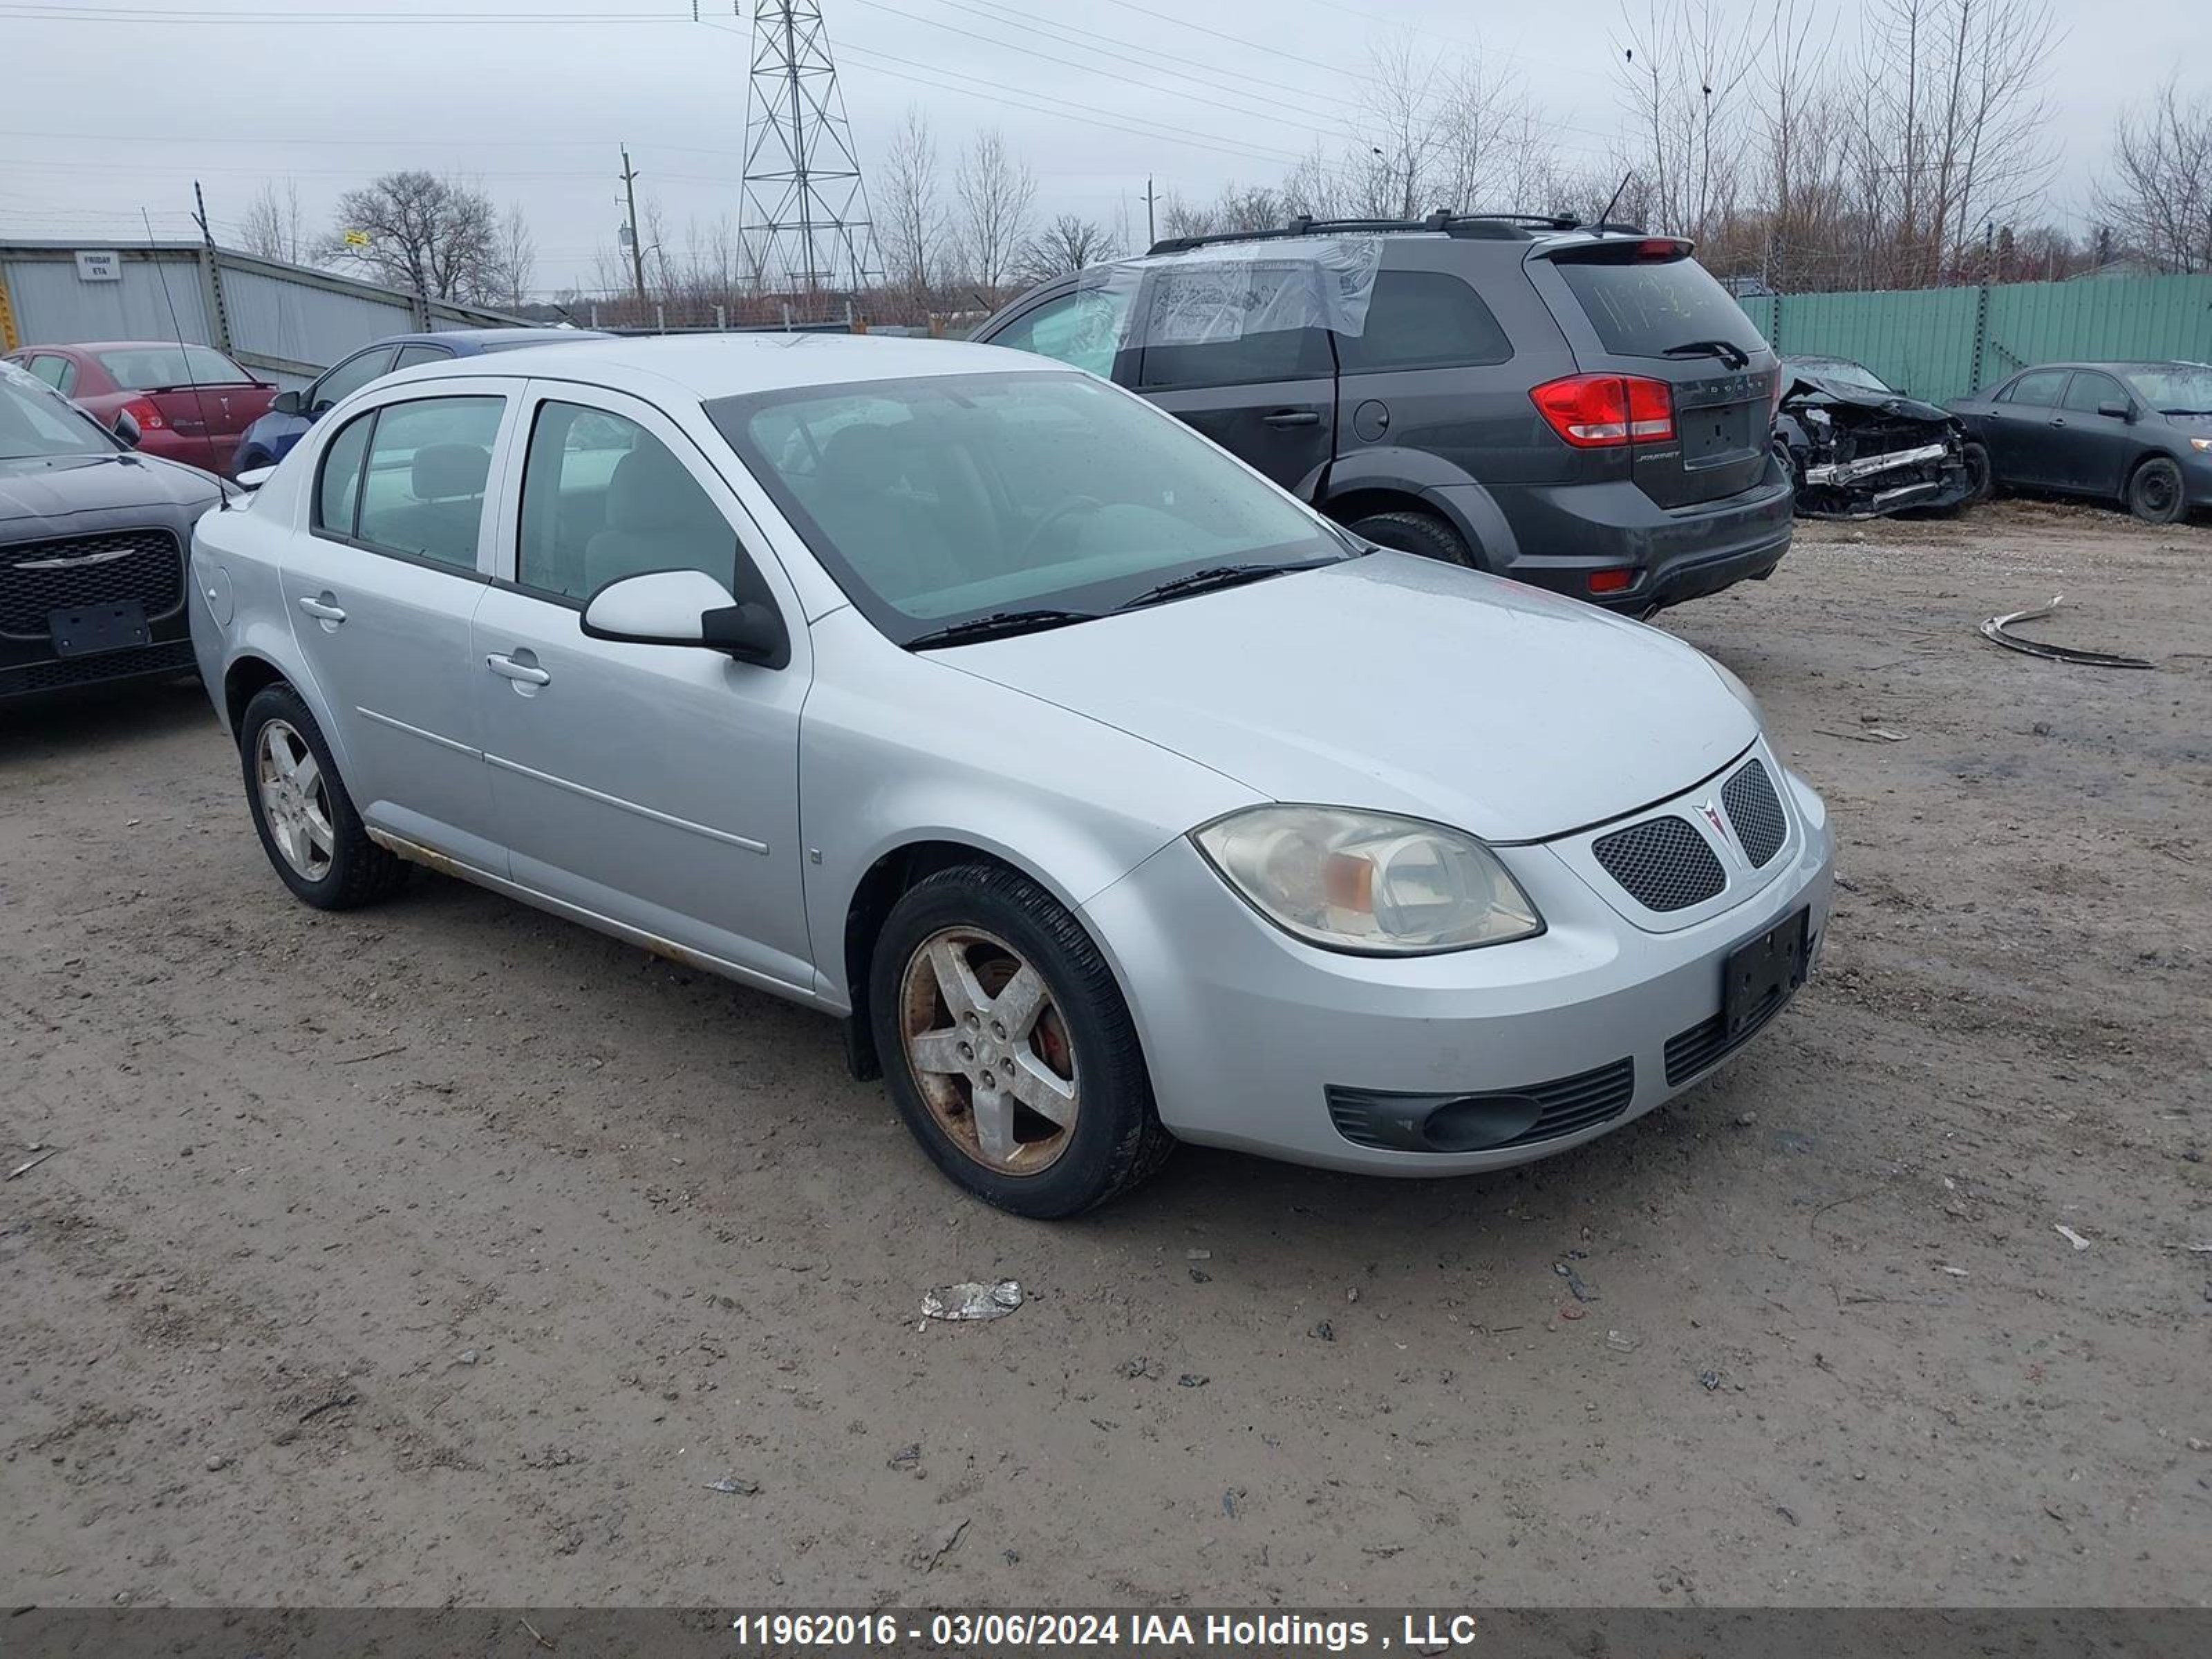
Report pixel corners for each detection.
[620,147,646,308]
[190,180,234,354]
[1145,175,1155,248]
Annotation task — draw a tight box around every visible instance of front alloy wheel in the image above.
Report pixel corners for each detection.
[899,926,1080,1174]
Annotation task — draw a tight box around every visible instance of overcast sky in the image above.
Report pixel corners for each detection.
[2,0,2202,294]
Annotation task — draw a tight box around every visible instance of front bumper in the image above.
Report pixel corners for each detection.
[1081,755,1834,1175]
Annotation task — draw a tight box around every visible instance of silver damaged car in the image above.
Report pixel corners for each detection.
[189,335,1833,1216]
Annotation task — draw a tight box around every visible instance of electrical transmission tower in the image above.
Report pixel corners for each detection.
[740,1,879,301]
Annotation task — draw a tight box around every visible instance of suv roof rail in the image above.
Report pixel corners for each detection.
[1144,211,1642,256]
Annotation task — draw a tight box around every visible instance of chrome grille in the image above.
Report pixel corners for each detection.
[1721,759,1786,868]
[1591,815,1726,912]
[1,529,184,636]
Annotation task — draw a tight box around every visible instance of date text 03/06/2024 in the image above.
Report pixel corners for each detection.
[728,1611,1484,1650]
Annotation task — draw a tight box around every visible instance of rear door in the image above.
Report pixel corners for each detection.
[1529,241,1777,509]
[278,382,515,872]
[2050,370,2137,497]
[1983,368,2072,487]
[1127,264,1335,496]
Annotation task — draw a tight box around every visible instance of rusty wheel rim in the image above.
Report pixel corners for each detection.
[899,926,1079,1177]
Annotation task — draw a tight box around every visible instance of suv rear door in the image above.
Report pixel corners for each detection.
[1125,264,1335,496]
[1528,241,1777,509]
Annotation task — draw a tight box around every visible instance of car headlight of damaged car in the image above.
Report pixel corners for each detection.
[1193,806,1543,953]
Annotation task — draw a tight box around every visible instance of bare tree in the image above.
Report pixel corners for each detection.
[1015,215,1119,284]
[240,180,310,265]
[2094,75,2212,274]
[491,205,536,309]
[1614,0,1771,244]
[319,171,514,303]
[953,129,1035,292]
[877,106,948,297]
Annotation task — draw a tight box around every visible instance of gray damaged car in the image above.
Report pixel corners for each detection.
[1773,355,1989,519]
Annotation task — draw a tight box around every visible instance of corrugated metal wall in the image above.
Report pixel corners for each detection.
[1744,274,2212,403]
[1,242,527,386]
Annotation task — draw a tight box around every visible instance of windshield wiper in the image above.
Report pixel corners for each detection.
[1662,339,1751,371]
[2157,406,2212,417]
[1116,558,1338,612]
[904,608,1099,650]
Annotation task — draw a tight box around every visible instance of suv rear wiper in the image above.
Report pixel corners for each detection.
[905,608,1098,650]
[1661,339,1751,371]
[1116,557,1339,613]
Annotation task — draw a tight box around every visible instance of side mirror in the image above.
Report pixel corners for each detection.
[111,409,142,448]
[271,388,305,418]
[581,569,789,669]
[2096,400,2132,422]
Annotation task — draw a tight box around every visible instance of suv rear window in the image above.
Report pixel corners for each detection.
[1553,252,1763,361]
[1336,270,1512,372]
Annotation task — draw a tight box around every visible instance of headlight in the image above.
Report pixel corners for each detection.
[1192,805,1543,954]
[1709,659,1765,728]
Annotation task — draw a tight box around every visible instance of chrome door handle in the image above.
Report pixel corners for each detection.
[485,653,551,686]
[297,595,346,622]
[1262,409,1321,427]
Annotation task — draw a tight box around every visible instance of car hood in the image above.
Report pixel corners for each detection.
[938,552,1758,843]
[1781,372,1954,425]
[0,452,221,537]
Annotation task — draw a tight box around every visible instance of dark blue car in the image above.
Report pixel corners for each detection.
[232,327,606,473]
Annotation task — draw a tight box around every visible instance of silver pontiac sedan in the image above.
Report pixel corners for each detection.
[189,335,1833,1217]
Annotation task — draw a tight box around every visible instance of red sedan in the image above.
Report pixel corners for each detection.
[4,340,277,477]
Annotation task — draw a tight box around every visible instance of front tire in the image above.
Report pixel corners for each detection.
[2127,456,2186,524]
[1959,440,1994,506]
[1346,509,1476,568]
[870,863,1173,1217]
[238,684,408,910]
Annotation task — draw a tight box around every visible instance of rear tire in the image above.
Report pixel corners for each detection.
[1959,440,1994,506]
[238,684,409,911]
[870,863,1173,1217]
[2126,456,2186,525]
[1346,509,1476,568]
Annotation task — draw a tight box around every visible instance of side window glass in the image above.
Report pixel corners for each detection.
[354,396,504,570]
[314,410,375,536]
[1337,270,1513,371]
[517,402,737,601]
[2060,373,2121,413]
[310,348,396,413]
[991,289,1130,378]
[1134,268,1332,390]
[2009,369,2068,407]
[28,355,68,390]
[54,360,78,397]
[392,344,451,371]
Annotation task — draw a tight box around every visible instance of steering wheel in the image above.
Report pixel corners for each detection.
[1015,495,1103,565]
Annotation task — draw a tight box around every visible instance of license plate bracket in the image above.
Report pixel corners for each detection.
[50,601,150,658]
[1723,908,1809,1038]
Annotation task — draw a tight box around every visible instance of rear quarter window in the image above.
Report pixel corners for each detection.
[1337,270,1512,372]
[1553,253,1764,359]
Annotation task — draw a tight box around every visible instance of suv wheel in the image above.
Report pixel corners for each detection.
[870,863,1174,1217]
[1346,509,1476,568]
[238,684,409,910]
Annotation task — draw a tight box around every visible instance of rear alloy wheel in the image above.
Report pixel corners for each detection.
[871,864,1173,1217]
[238,684,409,910]
[1346,509,1477,568]
[2126,456,2185,525]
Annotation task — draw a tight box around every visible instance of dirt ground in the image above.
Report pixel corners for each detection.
[3,498,2208,1610]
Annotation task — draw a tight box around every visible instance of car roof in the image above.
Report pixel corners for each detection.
[29,339,245,355]
[382,332,1061,400]
[372,327,606,353]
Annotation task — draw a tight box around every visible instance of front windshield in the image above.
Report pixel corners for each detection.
[2124,364,2212,414]
[0,365,113,460]
[710,370,1343,643]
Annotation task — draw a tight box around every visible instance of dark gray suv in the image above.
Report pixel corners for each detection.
[974,214,1792,614]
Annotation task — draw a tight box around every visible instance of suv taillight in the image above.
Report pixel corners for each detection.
[119,395,168,430]
[1530,374,1675,448]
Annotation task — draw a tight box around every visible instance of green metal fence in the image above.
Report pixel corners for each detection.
[1740,274,2212,404]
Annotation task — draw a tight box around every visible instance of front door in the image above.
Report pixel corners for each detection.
[470,383,813,994]
[277,385,513,872]
[2050,370,2137,497]
[1985,367,2072,487]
